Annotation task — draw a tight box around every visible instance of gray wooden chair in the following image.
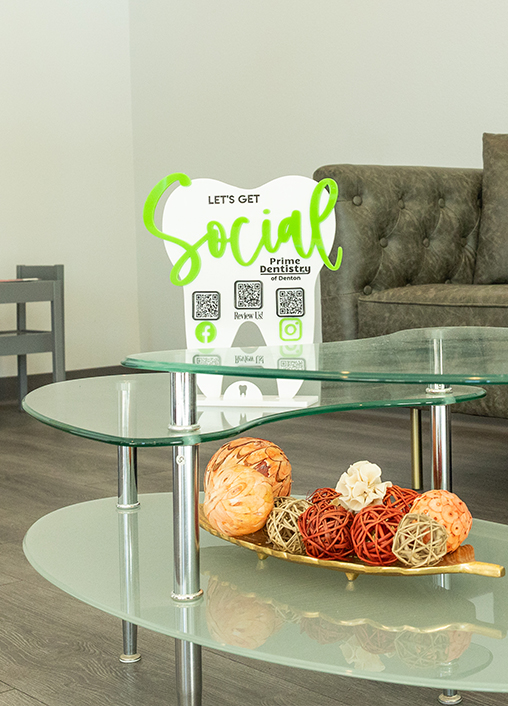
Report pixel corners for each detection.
[0,265,65,407]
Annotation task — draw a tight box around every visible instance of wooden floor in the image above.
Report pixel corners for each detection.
[1,397,507,706]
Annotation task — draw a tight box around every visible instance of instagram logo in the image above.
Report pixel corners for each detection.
[279,318,302,341]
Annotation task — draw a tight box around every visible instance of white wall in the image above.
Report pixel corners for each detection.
[3,1,507,372]
[0,0,139,376]
[130,0,508,352]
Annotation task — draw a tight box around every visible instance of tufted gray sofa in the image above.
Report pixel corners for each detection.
[314,133,508,418]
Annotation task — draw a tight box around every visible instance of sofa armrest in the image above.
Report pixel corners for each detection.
[314,164,482,341]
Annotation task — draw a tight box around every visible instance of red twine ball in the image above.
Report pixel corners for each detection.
[383,485,420,514]
[298,503,354,560]
[308,487,340,506]
[351,505,404,566]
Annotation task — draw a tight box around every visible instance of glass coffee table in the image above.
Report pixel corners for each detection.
[22,326,508,704]
[23,493,508,701]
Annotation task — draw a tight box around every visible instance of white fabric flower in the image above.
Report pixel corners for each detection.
[335,460,392,513]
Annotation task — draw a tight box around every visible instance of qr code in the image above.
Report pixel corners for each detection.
[192,291,220,320]
[235,281,263,309]
[192,355,221,366]
[276,288,305,317]
[277,358,306,371]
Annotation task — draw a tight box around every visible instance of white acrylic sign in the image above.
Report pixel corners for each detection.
[144,173,341,408]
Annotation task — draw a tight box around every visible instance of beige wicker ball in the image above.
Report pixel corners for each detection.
[205,437,292,497]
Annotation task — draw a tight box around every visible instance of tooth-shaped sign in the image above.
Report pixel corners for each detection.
[144,173,341,405]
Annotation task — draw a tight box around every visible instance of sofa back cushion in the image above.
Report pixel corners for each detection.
[474,133,508,284]
[313,164,482,340]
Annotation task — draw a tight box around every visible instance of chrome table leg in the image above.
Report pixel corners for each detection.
[410,408,423,490]
[169,372,203,706]
[428,386,452,492]
[118,507,141,663]
[117,446,141,662]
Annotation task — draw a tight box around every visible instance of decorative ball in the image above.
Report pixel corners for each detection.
[308,487,340,506]
[351,505,404,566]
[395,629,472,668]
[392,513,449,567]
[383,485,420,514]
[354,624,397,655]
[205,437,292,497]
[301,617,353,645]
[298,503,354,560]
[265,497,310,554]
[410,490,472,553]
[203,465,274,536]
[206,577,282,649]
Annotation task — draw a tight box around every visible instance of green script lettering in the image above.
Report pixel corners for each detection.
[143,172,342,286]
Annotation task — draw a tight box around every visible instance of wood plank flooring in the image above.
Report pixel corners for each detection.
[1,397,507,705]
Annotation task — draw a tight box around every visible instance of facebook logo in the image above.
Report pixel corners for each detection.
[195,321,217,344]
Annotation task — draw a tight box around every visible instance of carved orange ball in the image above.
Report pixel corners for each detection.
[204,464,274,537]
[410,490,472,553]
[205,437,292,497]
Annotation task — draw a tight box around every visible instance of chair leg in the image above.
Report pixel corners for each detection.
[16,299,28,410]
[51,281,65,382]
[17,355,28,410]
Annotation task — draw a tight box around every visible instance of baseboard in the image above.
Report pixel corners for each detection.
[0,366,146,403]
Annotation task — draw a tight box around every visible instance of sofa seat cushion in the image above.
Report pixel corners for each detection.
[358,283,508,338]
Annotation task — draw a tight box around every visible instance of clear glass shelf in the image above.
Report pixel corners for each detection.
[123,327,508,385]
[22,374,485,447]
[23,493,508,692]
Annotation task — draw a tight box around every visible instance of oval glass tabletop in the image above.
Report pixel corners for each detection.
[22,374,485,446]
[23,493,508,692]
[122,326,508,385]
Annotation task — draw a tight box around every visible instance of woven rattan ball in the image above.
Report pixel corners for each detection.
[411,489,472,553]
[298,503,354,560]
[308,487,340,506]
[301,617,353,645]
[351,504,404,566]
[265,497,311,554]
[205,437,292,497]
[354,624,397,655]
[394,629,472,668]
[383,485,420,514]
[392,513,448,567]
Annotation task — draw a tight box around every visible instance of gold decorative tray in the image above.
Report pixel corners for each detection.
[199,506,505,581]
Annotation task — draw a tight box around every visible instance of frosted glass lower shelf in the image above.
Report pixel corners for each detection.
[23,493,508,692]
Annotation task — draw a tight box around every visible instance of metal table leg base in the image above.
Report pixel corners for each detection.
[438,690,462,705]
[119,620,141,663]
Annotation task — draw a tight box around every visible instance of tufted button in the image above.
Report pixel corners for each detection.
[438,198,445,208]
[379,237,388,248]
[405,282,411,286]
[445,279,452,284]
[398,199,405,209]
[352,195,363,206]
[363,285,372,296]
[423,238,430,248]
